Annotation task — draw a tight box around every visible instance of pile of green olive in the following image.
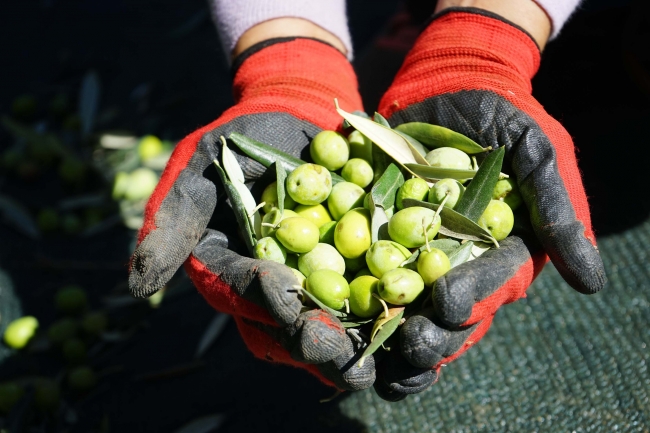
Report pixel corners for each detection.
[252,128,521,319]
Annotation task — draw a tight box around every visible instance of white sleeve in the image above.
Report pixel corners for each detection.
[534,0,583,39]
[210,0,352,59]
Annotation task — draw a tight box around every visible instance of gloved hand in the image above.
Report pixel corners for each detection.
[128,38,375,391]
[372,8,607,400]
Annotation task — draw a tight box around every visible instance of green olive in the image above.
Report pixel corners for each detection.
[67,366,97,392]
[275,217,320,253]
[349,276,383,318]
[261,181,297,214]
[327,182,366,221]
[123,167,158,201]
[286,163,332,205]
[298,243,346,277]
[310,130,350,171]
[429,178,465,209]
[318,221,337,245]
[81,311,108,337]
[62,338,87,364]
[425,147,472,170]
[334,208,372,259]
[294,204,333,228]
[365,240,412,278]
[396,178,430,210]
[306,270,350,311]
[492,178,523,211]
[47,318,79,344]
[261,208,298,237]
[3,316,39,349]
[341,158,374,188]
[137,135,164,161]
[55,285,88,315]
[378,268,425,305]
[388,207,441,248]
[417,248,451,286]
[254,237,288,264]
[478,199,514,241]
[347,130,373,163]
[0,382,25,414]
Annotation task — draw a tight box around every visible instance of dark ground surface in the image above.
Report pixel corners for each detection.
[1,0,649,432]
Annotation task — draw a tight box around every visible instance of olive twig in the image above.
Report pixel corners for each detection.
[372,293,390,318]
[344,298,350,314]
[248,202,265,218]
[422,217,431,253]
[431,192,448,226]
[472,156,478,171]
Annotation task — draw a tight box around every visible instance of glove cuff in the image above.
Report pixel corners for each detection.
[379,8,541,119]
[230,37,362,130]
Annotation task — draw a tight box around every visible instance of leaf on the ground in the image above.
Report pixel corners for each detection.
[358,308,404,367]
[395,122,488,154]
[79,70,101,136]
[402,199,497,245]
[173,414,226,433]
[454,146,505,222]
[195,313,230,359]
[0,194,39,239]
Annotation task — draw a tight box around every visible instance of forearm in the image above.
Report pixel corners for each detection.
[210,0,352,61]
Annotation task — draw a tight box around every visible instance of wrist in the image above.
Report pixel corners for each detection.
[435,0,551,50]
[233,18,348,59]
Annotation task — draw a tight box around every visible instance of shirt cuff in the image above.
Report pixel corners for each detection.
[534,0,583,39]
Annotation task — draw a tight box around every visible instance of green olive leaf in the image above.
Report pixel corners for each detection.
[448,241,474,268]
[358,308,404,367]
[274,162,287,215]
[370,201,390,244]
[400,249,420,268]
[370,163,404,210]
[373,112,391,128]
[336,103,428,170]
[395,122,489,154]
[394,130,428,159]
[212,160,256,256]
[402,199,498,246]
[454,146,505,222]
[298,287,347,318]
[404,163,477,181]
[228,132,344,185]
[372,144,391,184]
[469,241,492,261]
[419,239,462,256]
[221,137,246,184]
[343,110,370,129]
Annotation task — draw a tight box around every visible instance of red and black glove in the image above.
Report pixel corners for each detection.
[128,38,375,391]
[373,8,607,400]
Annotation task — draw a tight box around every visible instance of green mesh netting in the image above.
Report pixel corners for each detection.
[338,219,650,432]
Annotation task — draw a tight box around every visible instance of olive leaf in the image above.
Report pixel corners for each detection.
[394,130,428,159]
[213,160,256,255]
[229,132,344,184]
[448,240,474,267]
[221,138,261,238]
[341,320,372,328]
[343,110,370,129]
[469,241,492,261]
[420,239,461,256]
[404,163,477,181]
[370,163,404,210]
[298,287,347,318]
[395,122,489,154]
[402,199,498,246]
[358,308,404,367]
[373,112,391,128]
[454,146,505,222]
[370,201,390,244]
[336,103,428,171]
[274,162,287,215]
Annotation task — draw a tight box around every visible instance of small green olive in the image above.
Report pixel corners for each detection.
[417,248,451,286]
[347,130,373,164]
[275,217,320,253]
[334,208,372,259]
[81,312,108,337]
[286,163,332,205]
[378,268,425,305]
[254,237,288,264]
[429,178,465,209]
[298,243,346,277]
[341,158,374,188]
[396,178,430,210]
[260,181,297,214]
[310,131,350,171]
[3,316,39,349]
[123,167,158,201]
[478,199,514,241]
[47,318,79,344]
[492,178,523,211]
[137,135,164,161]
[425,147,472,170]
[62,338,87,364]
[388,207,441,248]
[261,208,298,237]
[67,366,97,392]
[55,285,88,315]
[365,240,412,278]
[0,382,25,414]
[318,221,337,245]
[306,270,350,311]
[349,276,383,318]
[327,182,366,221]
[294,204,333,228]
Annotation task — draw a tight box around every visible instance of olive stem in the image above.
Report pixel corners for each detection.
[432,192,449,224]
[498,172,510,179]
[248,202,265,218]
[372,293,390,318]
[344,298,350,314]
[472,156,478,171]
